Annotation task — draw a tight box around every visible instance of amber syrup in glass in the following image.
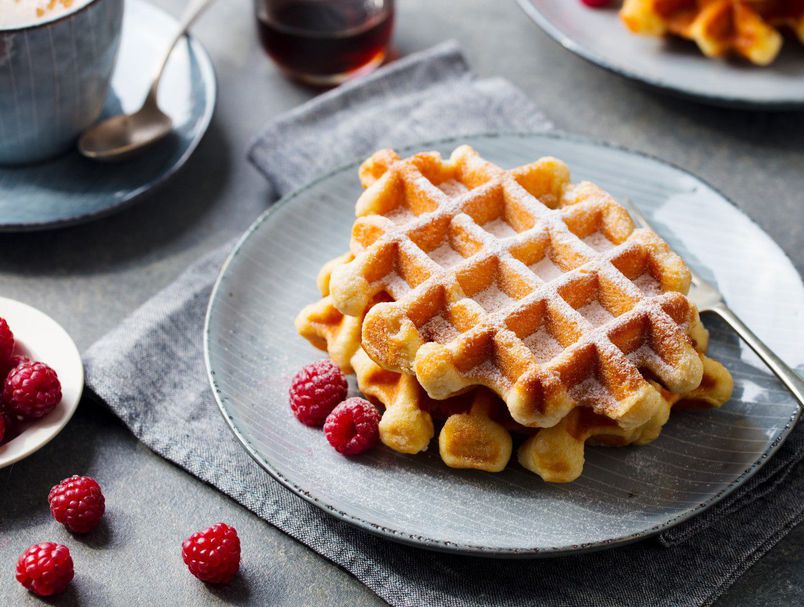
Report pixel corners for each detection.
[256,0,394,85]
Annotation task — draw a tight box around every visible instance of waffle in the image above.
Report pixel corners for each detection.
[621,0,804,65]
[518,356,733,482]
[297,254,734,481]
[328,146,705,433]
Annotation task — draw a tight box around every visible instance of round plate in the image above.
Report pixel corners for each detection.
[205,132,803,556]
[0,297,84,468]
[517,0,804,109]
[0,0,216,231]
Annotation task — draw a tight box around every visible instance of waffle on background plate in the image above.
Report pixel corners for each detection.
[296,145,734,482]
[621,0,804,65]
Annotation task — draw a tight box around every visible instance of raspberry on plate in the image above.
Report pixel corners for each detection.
[16,542,74,597]
[182,522,241,584]
[581,0,611,7]
[289,360,348,426]
[48,475,106,534]
[0,318,14,372]
[0,411,5,443]
[324,397,381,456]
[3,360,62,420]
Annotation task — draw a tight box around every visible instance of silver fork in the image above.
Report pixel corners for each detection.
[621,199,804,410]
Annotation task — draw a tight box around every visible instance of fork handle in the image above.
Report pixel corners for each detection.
[711,304,804,410]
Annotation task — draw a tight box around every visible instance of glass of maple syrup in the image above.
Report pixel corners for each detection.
[254,0,395,86]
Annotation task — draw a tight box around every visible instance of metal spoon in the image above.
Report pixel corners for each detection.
[78,0,214,161]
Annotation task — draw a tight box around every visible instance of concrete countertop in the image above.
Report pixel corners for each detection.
[1,0,801,604]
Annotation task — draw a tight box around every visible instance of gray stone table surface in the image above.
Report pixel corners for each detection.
[1,0,802,604]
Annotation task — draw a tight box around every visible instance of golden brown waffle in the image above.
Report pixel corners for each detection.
[621,0,804,65]
[296,254,733,481]
[518,356,733,482]
[328,146,705,433]
[297,254,518,468]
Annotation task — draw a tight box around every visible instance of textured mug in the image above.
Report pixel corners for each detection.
[0,0,124,165]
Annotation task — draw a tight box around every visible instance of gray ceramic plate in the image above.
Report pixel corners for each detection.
[0,0,216,231]
[205,132,803,557]
[518,0,804,109]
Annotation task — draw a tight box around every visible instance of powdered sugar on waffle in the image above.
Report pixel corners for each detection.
[474,285,515,312]
[335,147,699,419]
[386,206,417,225]
[466,360,510,389]
[428,243,464,268]
[353,152,678,352]
[578,301,615,328]
[523,328,562,363]
[383,273,412,298]
[481,218,518,239]
[633,273,661,296]
[437,179,469,197]
[583,231,615,252]
[420,314,459,344]
[530,256,564,282]
[569,378,616,408]
[627,344,675,378]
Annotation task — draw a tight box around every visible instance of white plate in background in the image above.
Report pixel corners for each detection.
[518,0,804,109]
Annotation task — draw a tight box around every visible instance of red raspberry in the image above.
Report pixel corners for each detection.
[324,397,381,455]
[0,318,14,372]
[3,360,62,420]
[581,0,611,6]
[289,360,348,426]
[9,354,30,368]
[0,411,5,443]
[182,523,241,584]
[16,542,74,597]
[48,475,106,533]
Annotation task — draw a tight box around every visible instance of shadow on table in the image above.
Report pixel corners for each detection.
[0,116,232,277]
[641,87,804,153]
[206,570,253,604]
[0,398,108,531]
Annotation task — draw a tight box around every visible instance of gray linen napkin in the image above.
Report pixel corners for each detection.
[85,41,804,607]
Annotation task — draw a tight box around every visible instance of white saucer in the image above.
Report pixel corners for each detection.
[0,297,84,468]
[518,0,804,109]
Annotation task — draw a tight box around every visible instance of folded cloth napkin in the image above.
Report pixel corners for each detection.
[85,41,804,607]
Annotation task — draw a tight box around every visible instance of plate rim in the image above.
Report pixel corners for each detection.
[0,296,85,468]
[516,0,804,111]
[204,130,802,557]
[0,0,218,233]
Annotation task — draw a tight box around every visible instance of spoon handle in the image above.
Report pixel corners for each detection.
[147,0,216,102]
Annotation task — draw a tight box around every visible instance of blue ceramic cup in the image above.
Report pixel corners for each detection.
[0,0,124,165]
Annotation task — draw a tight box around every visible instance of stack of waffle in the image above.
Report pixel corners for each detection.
[296,145,733,482]
[621,0,804,65]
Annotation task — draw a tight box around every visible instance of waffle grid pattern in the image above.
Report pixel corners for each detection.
[297,253,733,482]
[330,147,704,430]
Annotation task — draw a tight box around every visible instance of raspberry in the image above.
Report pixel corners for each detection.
[581,0,611,6]
[182,523,241,584]
[0,412,5,443]
[9,354,30,368]
[1,410,24,443]
[0,318,14,372]
[289,360,348,426]
[16,542,74,597]
[3,360,62,420]
[48,475,106,533]
[324,397,381,455]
